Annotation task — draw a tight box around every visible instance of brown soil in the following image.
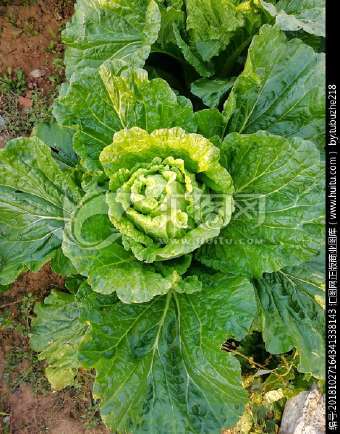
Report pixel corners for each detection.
[0,0,74,148]
[0,0,73,80]
[7,383,108,434]
[0,266,110,434]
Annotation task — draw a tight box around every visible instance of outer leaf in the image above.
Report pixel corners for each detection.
[191,77,235,108]
[33,122,78,169]
[286,30,325,52]
[185,0,244,62]
[254,256,325,378]
[62,0,161,77]
[196,132,324,277]
[224,25,325,148]
[50,248,77,277]
[62,189,122,276]
[53,69,121,171]
[88,256,201,303]
[100,61,196,133]
[30,290,87,390]
[262,0,325,37]
[294,252,325,306]
[0,137,81,285]
[194,108,227,140]
[53,63,196,170]
[79,274,256,433]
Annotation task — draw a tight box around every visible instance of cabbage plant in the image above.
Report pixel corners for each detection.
[0,1,325,433]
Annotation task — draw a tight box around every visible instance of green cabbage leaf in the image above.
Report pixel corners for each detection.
[254,254,325,378]
[0,137,81,285]
[223,25,325,148]
[261,0,325,37]
[62,0,161,78]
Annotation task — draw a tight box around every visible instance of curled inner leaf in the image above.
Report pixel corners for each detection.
[100,127,234,262]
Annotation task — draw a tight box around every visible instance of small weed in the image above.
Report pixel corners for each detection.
[23,17,39,36]
[48,73,62,86]
[46,40,57,54]
[81,399,103,429]
[12,352,50,394]
[3,343,50,394]
[6,11,19,28]
[1,292,50,395]
[18,293,36,334]
[52,57,64,71]
[47,56,65,86]
[0,293,37,335]
[0,68,26,95]
[0,88,56,143]
[0,311,13,330]
[0,415,10,434]
[47,27,57,39]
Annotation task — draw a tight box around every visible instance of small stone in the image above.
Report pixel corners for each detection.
[18,96,33,109]
[29,69,44,79]
[280,386,325,434]
[264,388,284,404]
[0,115,6,131]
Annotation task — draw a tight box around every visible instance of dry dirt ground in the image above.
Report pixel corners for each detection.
[0,1,109,433]
[0,0,72,76]
[0,266,110,434]
[0,0,73,147]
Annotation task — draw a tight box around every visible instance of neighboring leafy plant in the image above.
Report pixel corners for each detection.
[154,0,269,77]
[262,0,325,37]
[0,0,325,433]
